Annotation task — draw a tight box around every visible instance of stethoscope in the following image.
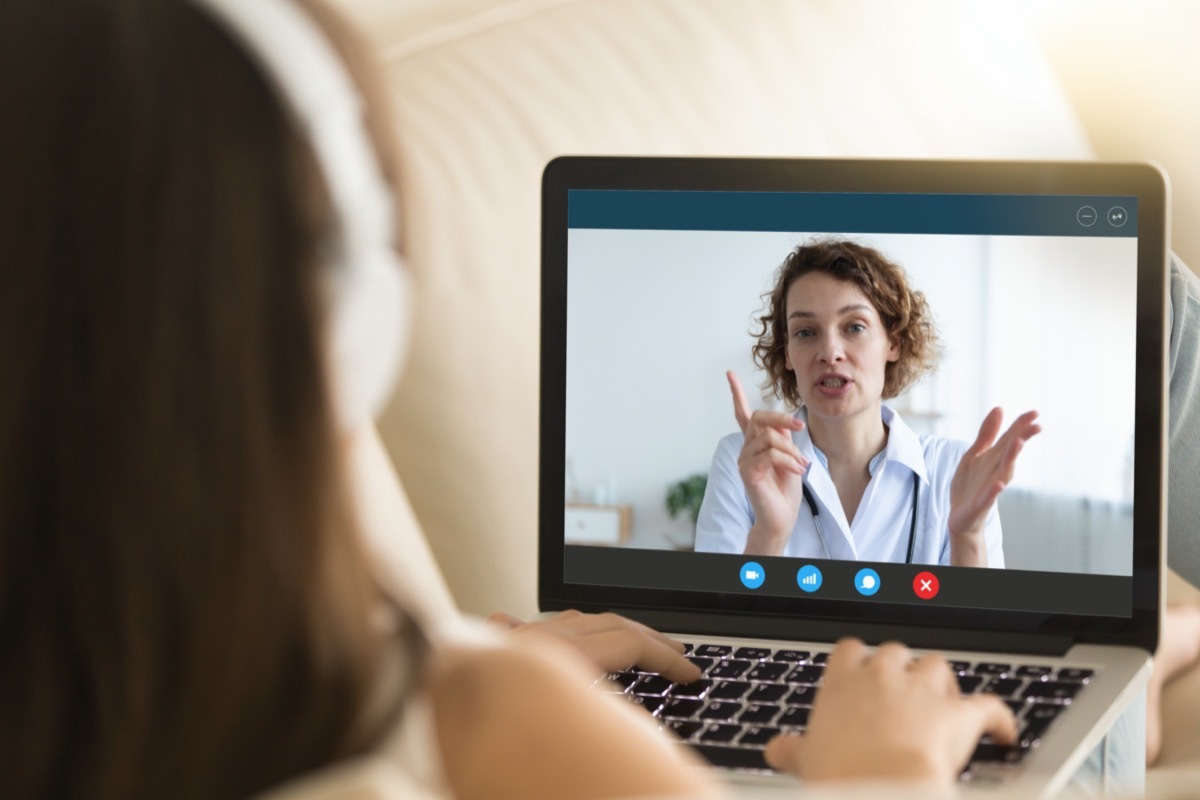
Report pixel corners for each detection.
[800,472,920,563]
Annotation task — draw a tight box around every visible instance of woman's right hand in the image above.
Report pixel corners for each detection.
[764,638,1018,785]
[727,371,809,555]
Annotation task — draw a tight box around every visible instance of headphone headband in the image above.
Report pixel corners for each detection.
[187,0,409,426]
[191,0,394,250]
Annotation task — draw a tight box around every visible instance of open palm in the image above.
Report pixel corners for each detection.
[948,407,1041,553]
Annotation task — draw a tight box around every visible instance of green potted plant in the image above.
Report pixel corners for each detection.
[664,473,708,540]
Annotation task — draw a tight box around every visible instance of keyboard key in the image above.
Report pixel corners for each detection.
[669,679,712,698]
[957,674,985,694]
[1020,715,1056,747]
[971,743,1024,764]
[709,680,753,700]
[1057,668,1095,683]
[949,660,971,673]
[662,698,704,718]
[699,723,742,743]
[735,647,773,660]
[632,675,672,695]
[1025,703,1066,723]
[772,650,810,662]
[609,670,640,689]
[687,656,715,672]
[1020,703,1065,746]
[738,725,782,746]
[664,720,703,740]
[1023,681,1081,702]
[985,678,1024,698]
[974,663,1012,676]
[699,701,742,721]
[1004,699,1027,717]
[785,665,824,684]
[695,644,732,657]
[811,652,830,665]
[710,659,753,679]
[690,743,770,771]
[1016,665,1053,678]
[631,694,664,714]
[747,684,788,703]
[682,643,694,654]
[778,706,810,728]
[747,662,789,682]
[786,685,817,706]
[738,703,782,725]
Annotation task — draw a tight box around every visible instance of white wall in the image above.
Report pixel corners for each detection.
[1027,0,1200,270]
[566,229,797,548]
[984,236,1139,502]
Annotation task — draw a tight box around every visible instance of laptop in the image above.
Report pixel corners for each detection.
[539,157,1168,795]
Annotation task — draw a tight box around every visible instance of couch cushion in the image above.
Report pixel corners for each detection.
[349,423,457,624]
[254,756,435,800]
[332,0,1092,616]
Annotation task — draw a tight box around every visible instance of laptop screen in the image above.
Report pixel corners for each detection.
[541,158,1166,647]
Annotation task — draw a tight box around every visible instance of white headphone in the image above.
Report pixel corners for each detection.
[187,0,411,428]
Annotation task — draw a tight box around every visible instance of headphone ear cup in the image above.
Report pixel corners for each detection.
[328,247,411,427]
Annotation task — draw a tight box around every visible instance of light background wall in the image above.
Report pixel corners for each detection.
[323,0,1194,612]
[337,0,1200,274]
[1027,0,1200,269]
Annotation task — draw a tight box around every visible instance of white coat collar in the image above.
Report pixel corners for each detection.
[793,405,929,485]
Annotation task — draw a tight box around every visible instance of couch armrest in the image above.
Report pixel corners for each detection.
[348,422,458,625]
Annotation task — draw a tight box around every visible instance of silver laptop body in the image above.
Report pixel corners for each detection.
[539,157,1168,796]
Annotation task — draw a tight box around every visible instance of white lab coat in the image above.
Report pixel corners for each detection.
[693,406,1004,566]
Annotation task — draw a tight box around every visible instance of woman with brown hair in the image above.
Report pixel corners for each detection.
[695,240,1042,567]
[0,1,1020,797]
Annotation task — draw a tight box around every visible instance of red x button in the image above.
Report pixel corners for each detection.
[913,571,939,600]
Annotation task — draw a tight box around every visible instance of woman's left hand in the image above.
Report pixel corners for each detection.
[947,408,1041,566]
[487,609,701,684]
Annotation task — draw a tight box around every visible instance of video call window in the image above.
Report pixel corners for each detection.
[564,228,1136,577]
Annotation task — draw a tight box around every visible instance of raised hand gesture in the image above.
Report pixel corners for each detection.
[947,407,1041,566]
[727,371,809,556]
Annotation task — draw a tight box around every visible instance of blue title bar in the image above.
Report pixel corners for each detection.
[567,190,1138,237]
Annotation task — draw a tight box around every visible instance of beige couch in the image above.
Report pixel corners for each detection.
[321,0,1200,794]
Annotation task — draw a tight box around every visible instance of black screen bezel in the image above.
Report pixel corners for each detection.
[540,156,1167,654]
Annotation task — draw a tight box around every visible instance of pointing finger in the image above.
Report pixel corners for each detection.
[727,370,753,433]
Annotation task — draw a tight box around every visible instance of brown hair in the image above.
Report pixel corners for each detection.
[751,239,939,408]
[0,1,416,798]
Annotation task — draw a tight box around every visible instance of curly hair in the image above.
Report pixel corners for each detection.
[751,239,940,408]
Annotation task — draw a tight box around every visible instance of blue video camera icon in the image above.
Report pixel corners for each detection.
[740,561,766,589]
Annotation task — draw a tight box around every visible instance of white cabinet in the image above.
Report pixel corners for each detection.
[564,504,632,545]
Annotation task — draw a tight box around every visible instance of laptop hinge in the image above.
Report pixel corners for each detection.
[599,607,1076,657]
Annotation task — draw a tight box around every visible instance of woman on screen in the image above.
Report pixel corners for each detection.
[694,239,1041,566]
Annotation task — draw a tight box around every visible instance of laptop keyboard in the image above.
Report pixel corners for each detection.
[600,642,1095,778]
